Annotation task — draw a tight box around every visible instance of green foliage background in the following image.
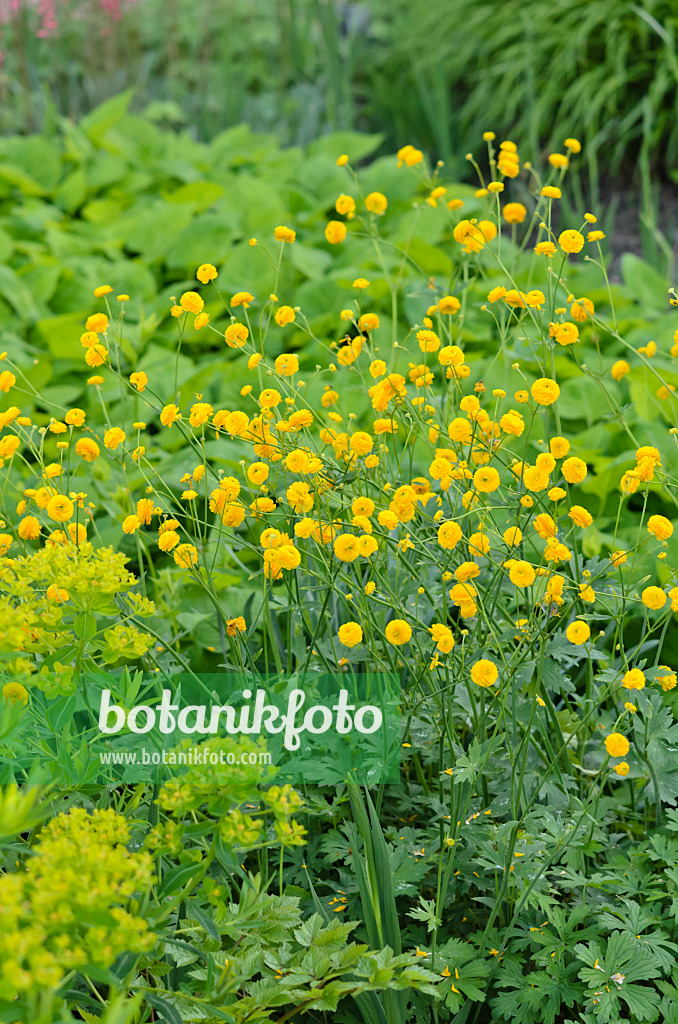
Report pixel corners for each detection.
[1,3,678,1017]
[3,0,678,185]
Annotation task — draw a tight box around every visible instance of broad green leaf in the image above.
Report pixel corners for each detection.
[307,131,384,162]
[80,90,135,145]
[37,310,89,359]
[0,265,42,319]
[164,181,225,211]
[290,243,333,280]
[0,162,46,197]
[55,167,88,213]
[621,252,669,308]
[0,136,61,191]
[123,204,193,262]
[0,227,13,263]
[165,211,239,269]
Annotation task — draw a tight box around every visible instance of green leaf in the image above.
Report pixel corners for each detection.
[290,243,333,280]
[620,983,661,1021]
[0,228,14,263]
[0,136,61,192]
[55,167,88,213]
[0,265,42,320]
[36,310,88,359]
[407,897,442,933]
[46,695,77,733]
[184,899,220,941]
[74,1010,102,1023]
[620,253,668,308]
[0,162,45,197]
[80,90,135,145]
[365,788,402,955]
[140,992,184,1024]
[74,612,98,641]
[78,963,122,986]
[405,238,452,276]
[165,211,239,269]
[307,131,384,163]
[123,204,193,263]
[353,991,390,1024]
[164,181,225,211]
[158,861,202,897]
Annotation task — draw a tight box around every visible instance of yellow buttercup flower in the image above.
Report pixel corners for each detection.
[385,619,412,646]
[642,586,666,610]
[274,225,296,243]
[647,514,673,540]
[275,305,296,326]
[335,194,356,218]
[396,144,423,167]
[531,378,560,405]
[75,438,100,462]
[325,221,347,244]
[558,229,584,254]
[260,389,281,410]
[605,733,630,758]
[470,659,498,687]
[85,312,109,333]
[338,622,363,647]
[189,403,213,427]
[562,457,587,483]
[104,427,126,450]
[225,323,249,348]
[622,669,645,691]
[365,192,388,214]
[65,408,86,426]
[566,621,590,644]
[197,263,218,284]
[18,515,41,540]
[122,514,141,534]
[130,371,148,392]
[179,291,204,314]
[174,543,198,567]
[473,467,500,493]
[46,495,74,523]
[502,202,526,224]
[509,561,535,588]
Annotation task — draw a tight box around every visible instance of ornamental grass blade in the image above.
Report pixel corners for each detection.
[365,787,402,956]
[344,820,381,951]
[348,781,405,1024]
[353,991,390,1024]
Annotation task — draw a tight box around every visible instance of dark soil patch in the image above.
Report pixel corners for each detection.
[601,178,678,282]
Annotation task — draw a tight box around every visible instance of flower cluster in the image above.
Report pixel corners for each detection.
[155,737,307,847]
[1,132,676,787]
[0,541,155,689]
[0,807,154,999]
